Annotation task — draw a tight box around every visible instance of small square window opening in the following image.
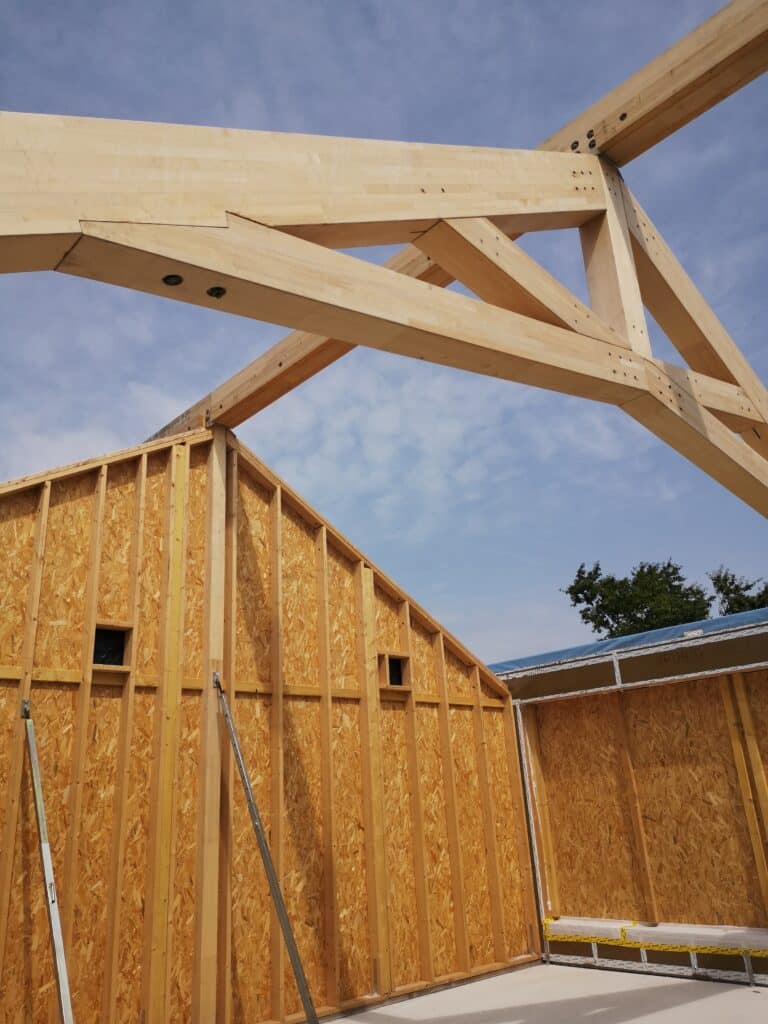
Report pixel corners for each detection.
[93,627,128,666]
[388,656,404,687]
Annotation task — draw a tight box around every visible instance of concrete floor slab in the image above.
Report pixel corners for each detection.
[338,963,765,1023]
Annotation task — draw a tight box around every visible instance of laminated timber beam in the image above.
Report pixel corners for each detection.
[0,109,605,268]
[540,0,768,164]
[55,213,768,516]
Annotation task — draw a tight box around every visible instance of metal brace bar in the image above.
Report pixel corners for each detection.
[213,673,319,1024]
[21,699,74,1024]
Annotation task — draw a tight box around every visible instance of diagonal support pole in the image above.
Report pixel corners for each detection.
[212,673,319,1024]
[21,699,74,1024]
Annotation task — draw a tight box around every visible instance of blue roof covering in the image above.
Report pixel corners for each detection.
[489,606,768,676]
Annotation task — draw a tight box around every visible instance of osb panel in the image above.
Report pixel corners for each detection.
[169,691,201,1021]
[116,688,156,1021]
[283,696,326,1013]
[483,709,529,959]
[0,488,38,667]
[182,446,209,684]
[327,546,358,691]
[374,586,401,653]
[535,697,644,920]
[71,685,121,1020]
[97,460,136,625]
[380,702,420,989]
[410,623,439,697]
[282,505,320,690]
[2,684,76,1019]
[449,706,494,968]
[232,693,272,1022]
[0,681,20,868]
[136,453,168,684]
[235,472,271,690]
[414,703,456,977]
[331,698,371,1000]
[34,473,95,671]
[445,650,473,699]
[743,670,768,779]
[625,679,766,927]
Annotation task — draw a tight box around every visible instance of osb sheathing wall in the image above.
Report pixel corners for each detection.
[522,671,768,928]
[0,428,539,1022]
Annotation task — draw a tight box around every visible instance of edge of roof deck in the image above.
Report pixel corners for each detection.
[489,606,768,679]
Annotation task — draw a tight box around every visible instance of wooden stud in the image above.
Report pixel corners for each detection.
[609,692,659,923]
[315,525,340,1008]
[58,465,108,965]
[142,444,189,1022]
[101,454,147,1021]
[434,633,470,974]
[470,666,506,963]
[399,602,433,983]
[0,480,50,977]
[519,705,560,918]
[718,675,768,919]
[355,562,391,996]
[269,485,285,1020]
[500,701,541,956]
[732,672,768,844]
[192,428,227,1023]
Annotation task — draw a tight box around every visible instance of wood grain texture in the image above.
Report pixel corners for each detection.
[327,546,359,692]
[136,453,169,685]
[410,623,439,697]
[0,489,38,667]
[182,445,209,685]
[97,460,136,625]
[282,505,320,689]
[235,470,272,690]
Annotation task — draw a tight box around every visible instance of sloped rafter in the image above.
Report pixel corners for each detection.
[541,0,768,164]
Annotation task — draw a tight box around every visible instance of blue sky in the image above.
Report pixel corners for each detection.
[1,0,766,662]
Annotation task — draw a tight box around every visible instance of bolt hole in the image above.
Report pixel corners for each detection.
[207,285,227,300]
[163,274,183,287]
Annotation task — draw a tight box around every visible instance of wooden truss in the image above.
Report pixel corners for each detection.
[2,0,768,522]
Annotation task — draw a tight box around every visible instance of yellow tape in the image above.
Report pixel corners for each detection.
[542,919,768,958]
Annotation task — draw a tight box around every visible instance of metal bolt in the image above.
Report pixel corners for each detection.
[162,274,183,286]
[207,285,227,299]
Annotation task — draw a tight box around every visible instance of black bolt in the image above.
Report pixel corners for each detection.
[162,274,183,286]
[207,285,227,299]
[570,140,579,151]
[619,112,628,121]
[587,129,594,139]
[588,139,597,149]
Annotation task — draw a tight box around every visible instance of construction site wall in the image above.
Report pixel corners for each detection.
[522,671,768,928]
[0,430,538,1022]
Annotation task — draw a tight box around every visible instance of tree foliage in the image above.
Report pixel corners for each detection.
[565,560,767,639]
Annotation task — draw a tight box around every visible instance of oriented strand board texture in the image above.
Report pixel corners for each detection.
[97,460,136,625]
[282,505,320,689]
[327,546,358,691]
[283,696,326,1012]
[34,473,95,671]
[374,587,401,653]
[535,696,645,920]
[625,678,766,927]
[0,488,38,667]
[744,669,768,781]
[2,684,76,1018]
[410,623,439,696]
[182,445,209,684]
[380,702,420,988]
[445,650,473,699]
[136,453,168,684]
[231,694,272,1022]
[169,692,201,1021]
[71,685,121,1020]
[0,681,19,871]
[116,688,156,1020]
[415,703,456,977]
[331,698,371,1000]
[235,472,272,690]
[449,706,494,968]
[483,709,530,958]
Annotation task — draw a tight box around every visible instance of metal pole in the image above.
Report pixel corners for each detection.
[21,699,74,1024]
[213,674,319,1024]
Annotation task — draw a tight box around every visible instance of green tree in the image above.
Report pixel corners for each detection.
[564,559,713,639]
[708,567,768,616]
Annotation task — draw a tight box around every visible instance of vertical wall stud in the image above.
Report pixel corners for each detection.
[269,486,285,1020]
[519,705,560,918]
